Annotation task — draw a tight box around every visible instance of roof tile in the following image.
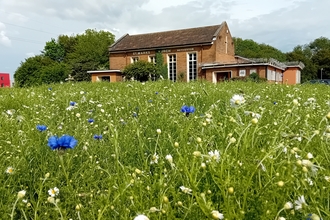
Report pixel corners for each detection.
[110,23,224,52]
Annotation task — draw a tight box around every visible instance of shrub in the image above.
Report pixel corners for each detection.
[122,60,159,82]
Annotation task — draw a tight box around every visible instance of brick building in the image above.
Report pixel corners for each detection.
[0,73,10,87]
[89,22,303,84]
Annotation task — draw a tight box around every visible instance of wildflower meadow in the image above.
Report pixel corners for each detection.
[0,80,329,220]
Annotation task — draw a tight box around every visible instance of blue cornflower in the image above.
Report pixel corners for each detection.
[88,118,94,123]
[48,88,52,91]
[36,124,47,132]
[93,134,102,140]
[70,101,76,106]
[132,112,138,117]
[273,101,277,105]
[181,105,195,116]
[148,100,153,103]
[155,92,158,95]
[48,135,78,150]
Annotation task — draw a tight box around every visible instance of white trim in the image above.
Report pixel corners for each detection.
[167,54,177,82]
[87,70,121,73]
[187,52,197,82]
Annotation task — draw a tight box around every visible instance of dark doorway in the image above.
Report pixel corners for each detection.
[216,72,230,82]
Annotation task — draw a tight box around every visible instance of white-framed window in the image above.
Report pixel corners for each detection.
[239,69,246,77]
[188,53,197,81]
[168,54,177,82]
[250,69,257,75]
[131,57,139,63]
[149,56,156,64]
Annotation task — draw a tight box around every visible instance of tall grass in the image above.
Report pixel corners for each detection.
[0,80,329,219]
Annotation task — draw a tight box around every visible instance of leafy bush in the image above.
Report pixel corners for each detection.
[122,60,159,82]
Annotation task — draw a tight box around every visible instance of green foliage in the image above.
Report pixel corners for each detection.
[42,38,65,62]
[0,81,330,219]
[67,29,115,81]
[14,29,115,87]
[155,51,168,79]
[286,37,330,82]
[14,56,68,87]
[234,37,286,62]
[123,60,158,81]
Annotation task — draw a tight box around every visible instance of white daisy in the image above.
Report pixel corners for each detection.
[230,94,245,107]
[150,153,159,164]
[5,166,14,174]
[208,150,220,162]
[48,187,59,197]
[211,210,224,219]
[294,195,307,210]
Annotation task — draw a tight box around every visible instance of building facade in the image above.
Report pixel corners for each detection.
[89,22,304,84]
[0,73,10,87]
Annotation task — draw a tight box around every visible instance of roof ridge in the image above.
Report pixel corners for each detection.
[127,24,222,37]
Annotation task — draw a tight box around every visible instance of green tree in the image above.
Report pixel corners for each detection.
[234,37,286,61]
[42,38,65,62]
[155,51,168,79]
[67,29,115,81]
[14,55,69,87]
[286,37,330,81]
[123,60,158,82]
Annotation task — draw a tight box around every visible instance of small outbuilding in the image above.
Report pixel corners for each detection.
[88,70,123,82]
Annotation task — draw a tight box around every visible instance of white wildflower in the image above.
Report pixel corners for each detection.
[211,210,224,219]
[179,186,192,194]
[208,150,220,162]
[294,195,307,210]
[134,214,149,220]
[150,153,159,164]
[230,94,245,107]
[5,166,14,174]
[48,187,59,197]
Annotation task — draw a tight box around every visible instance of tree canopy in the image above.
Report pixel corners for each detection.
[14,29,115,87]
[234,37,330,82]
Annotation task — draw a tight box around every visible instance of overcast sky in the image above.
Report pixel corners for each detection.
[1,0,329,79]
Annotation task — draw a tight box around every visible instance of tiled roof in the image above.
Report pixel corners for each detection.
[109,23,225,52]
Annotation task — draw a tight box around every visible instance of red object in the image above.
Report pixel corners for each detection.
[0,73,10,87]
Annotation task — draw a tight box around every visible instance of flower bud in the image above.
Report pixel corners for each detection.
[17,190,26,199]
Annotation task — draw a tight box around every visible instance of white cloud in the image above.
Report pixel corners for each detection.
[0,23,11,47]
